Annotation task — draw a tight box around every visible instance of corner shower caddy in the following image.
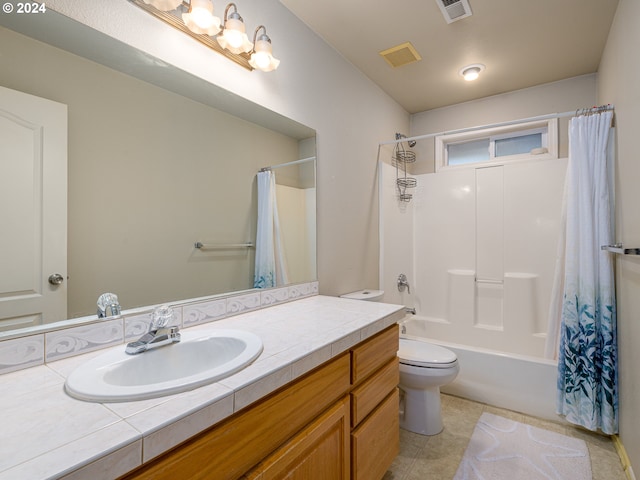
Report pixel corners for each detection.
[393,133,417,202]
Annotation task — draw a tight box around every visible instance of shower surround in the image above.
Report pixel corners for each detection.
[380,153,568,418]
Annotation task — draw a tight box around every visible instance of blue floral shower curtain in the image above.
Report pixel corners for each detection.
[555,109,618,435]
[253,170,289,289]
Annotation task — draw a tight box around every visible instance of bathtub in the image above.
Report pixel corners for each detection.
[401,316,561,422]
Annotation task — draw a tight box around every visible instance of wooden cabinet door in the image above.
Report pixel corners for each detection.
[124,354,350,480]
[351,389,399,480]
[245,396,350,480]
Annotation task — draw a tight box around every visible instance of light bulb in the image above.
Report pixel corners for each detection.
[225,28,244,49]
[217,12,253,54]
[249,36,279,72]
[191,7,213,28]
[463,68,480,81]
[252,51,271,70]
[182,0,221,35]
[459,63,485,82]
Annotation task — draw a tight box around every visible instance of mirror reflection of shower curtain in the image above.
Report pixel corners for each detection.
[254,170,289,288]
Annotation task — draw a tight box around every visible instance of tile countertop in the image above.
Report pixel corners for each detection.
[0,295,405,480]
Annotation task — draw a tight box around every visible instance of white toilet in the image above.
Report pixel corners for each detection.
[398,337,459,435]
[339,290,459,435]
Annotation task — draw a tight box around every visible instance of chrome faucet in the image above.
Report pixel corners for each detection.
[97,293,121,318]
[126,305,181,355]
[397,273,411,294]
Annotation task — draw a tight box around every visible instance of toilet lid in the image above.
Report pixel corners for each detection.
[398,338,458,368]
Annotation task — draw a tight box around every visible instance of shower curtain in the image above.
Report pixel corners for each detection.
[549,109,618,435]
[254,170,289,289]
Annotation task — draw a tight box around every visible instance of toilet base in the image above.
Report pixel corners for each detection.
[399,385,443,436]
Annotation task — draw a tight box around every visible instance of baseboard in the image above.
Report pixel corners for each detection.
[612,435,637,480]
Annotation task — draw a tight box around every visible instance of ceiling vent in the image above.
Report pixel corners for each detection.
[436,0,472,24]
[379,42,422,68]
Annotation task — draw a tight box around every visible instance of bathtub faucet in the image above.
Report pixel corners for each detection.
[405,307,416,315]
[397,273,411,294]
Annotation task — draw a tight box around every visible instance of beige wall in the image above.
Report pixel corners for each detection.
[410,74,597,173]
[42,0,411,300]
[276,184,316,284]
[598,0,640,474]
[0,27,305,317]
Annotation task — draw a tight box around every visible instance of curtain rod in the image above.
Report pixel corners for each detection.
[379,106,614,146]
[259,156,315,172]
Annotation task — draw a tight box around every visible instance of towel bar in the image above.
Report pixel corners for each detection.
[195,242,254,250]
[601,244,640,255]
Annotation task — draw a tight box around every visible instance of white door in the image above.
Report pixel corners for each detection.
[0,85,67,331]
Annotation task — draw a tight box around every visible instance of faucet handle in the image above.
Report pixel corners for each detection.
[150,305,176,329]
[397,274,411,294]
[97,292,121,318]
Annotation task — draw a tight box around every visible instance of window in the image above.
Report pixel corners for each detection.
[435,118,558,171]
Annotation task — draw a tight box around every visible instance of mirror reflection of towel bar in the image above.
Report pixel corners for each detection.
[601,244,640,255]
[475,278,503,284]
[195,242,254,250]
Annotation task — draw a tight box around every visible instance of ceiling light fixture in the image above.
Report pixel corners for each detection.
[459,63,485,81]
[132,0,279,72]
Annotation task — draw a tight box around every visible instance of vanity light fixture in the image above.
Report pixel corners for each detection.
[249,26,280,72]
[143,0,182,10]
[459,63,485,81]
[182,0,221,35]
[217,3,253,54]
[132,0,280,72]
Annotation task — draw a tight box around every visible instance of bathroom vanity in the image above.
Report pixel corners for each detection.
[0,295,404,480]
[123,323,399,480]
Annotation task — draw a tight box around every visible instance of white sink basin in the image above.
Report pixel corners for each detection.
[65,328,263,402]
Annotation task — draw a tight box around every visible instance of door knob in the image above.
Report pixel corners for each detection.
[48,273,64,285]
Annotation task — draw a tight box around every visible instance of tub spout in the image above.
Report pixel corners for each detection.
[405,307,416,315]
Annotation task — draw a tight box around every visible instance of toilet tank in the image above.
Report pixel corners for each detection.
[339,290,384,302]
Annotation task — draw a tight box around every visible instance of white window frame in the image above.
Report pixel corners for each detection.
[435,118,558,172]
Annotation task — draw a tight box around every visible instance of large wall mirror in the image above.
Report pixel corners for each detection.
[0,10,316,334]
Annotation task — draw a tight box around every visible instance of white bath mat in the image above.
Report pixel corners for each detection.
[454,412,592,480]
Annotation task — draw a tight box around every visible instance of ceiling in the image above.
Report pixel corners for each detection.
[279,0,619,114]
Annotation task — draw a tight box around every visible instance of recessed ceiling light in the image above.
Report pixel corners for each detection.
[459,63,485,81]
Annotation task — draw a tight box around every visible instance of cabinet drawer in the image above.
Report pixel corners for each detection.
[350,324,398,386]
[350,358,399,428]
[351,389,399,480]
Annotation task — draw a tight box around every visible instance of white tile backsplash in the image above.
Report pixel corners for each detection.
[182,298,227,327]
[260,286,289,306]
[45,319,124,362]
[0,282,319,376]
[226,292,261,315]
[0,334,45,374]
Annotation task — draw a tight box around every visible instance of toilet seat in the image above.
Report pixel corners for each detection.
[399,338,458,369]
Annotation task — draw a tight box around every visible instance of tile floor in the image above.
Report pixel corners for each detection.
[384,394,627,480]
